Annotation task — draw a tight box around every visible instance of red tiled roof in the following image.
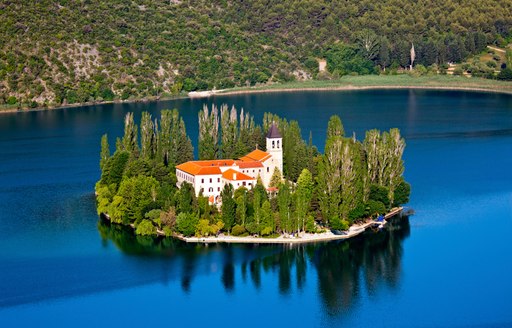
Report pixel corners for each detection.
[236,160,264,168]
[240,149,271,162]
[222,169,255,181]
[176,159,236,175]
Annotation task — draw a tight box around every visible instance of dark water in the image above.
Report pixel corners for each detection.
[0,90,511,327]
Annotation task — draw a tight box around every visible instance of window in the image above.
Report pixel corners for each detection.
[218,178,220,182]
[272,140,275,149]
[267,167,270,173]
[252,169,255,173]
[277,140,280,148]
[243,182,246,186]
[209,187,213,192]
[201,178,204,183]
[218,187,220,191]
[210,178,212,183]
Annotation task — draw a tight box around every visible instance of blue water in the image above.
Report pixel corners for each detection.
[1,89,511,327]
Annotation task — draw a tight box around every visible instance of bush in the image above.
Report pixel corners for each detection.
[231,224,247,236]
[176,212,198,236]
[6,96,17,105]
[135,219,156,236]
[305,215,316,233]
[366,200,386,217]
[486,60,497,68]
[453,67,464,76]
[369,184,390,208]
[497,68,512,80]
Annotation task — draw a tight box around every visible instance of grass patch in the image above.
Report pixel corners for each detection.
[217,74,512,94]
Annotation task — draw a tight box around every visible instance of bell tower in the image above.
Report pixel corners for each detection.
[265,123,283,186]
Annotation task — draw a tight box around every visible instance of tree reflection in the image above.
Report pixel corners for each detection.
[98,215,410,315]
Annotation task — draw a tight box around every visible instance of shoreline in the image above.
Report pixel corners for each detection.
[214,84,512,97]
[104,207,404,245]
[3,75,512,115]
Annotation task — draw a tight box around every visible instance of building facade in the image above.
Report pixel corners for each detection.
[176,123,283,203]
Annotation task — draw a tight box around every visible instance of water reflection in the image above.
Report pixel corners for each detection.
[99,216,410,315]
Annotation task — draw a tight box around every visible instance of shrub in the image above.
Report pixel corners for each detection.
[176,212,198,236]
[231,224,247,236]
[135,219,156,236]
[369,184,390,208]
[6,96,17,105]
[453,67,464,76]
[497,68,512,80]
[486,60,497,68]
[366,200,386,217]
[305,215,316,233]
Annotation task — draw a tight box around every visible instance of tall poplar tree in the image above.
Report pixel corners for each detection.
[122,112,138,154]
[295,168,314,232]
[100,134,110,170]
[140,111,155,160]
[198,104,220,159]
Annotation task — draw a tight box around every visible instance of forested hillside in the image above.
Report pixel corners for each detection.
[1,0,511,107]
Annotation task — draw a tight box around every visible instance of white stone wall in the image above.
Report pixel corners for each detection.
[193,174,223,197]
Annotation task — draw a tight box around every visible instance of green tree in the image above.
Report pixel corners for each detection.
[198,104,220,159]
[221,184,236,232]
[295,168,314,232]
[100,134,110,171]
[140,111,156,160]
[326,115,345,139]
[121,112,139,155]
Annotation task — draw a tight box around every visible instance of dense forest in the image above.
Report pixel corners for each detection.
[95,107,410,237]
[2,0,512,107]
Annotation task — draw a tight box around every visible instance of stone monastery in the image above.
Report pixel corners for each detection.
[176,123,283,203]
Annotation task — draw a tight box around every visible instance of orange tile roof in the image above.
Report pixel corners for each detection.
[240,149,271,162]
[222,169,255,181]
[176,162,222,175]
[236,160,264,168]
[176,159,239,176]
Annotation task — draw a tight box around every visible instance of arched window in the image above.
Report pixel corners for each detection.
[277,140,280,148]
[272,140,275,149]
[209,187,213,192]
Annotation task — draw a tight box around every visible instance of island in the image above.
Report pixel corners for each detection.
[95,105,411,244]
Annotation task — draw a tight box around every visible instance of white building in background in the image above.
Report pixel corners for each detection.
[176,123,283,203]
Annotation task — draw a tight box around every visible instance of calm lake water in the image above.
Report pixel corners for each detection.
[0,90,511,327]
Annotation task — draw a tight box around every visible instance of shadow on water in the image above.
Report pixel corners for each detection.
[0,216,409,311]
[98,215,410,316]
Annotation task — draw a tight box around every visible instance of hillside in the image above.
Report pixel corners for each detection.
[1,0,512,107]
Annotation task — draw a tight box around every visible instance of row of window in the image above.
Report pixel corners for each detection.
[177,170,193,183]
[271,140,280,149]
[201,177,220,184]
[200,181,253,194]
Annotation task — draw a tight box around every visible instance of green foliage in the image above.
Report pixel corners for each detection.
[6,96,17,105]
[366,200,387,217]
[135,219,156,236]
[369,184,390,209]
[221,184,236,231]
[176,212,198,237]
[116,175,159,223]
[231,224,247,236]
[497,68,512,80]
[325,43,376,76]
[393,178,411,206]
[100,151,129,187]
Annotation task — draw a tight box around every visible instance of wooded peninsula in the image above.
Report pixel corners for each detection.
[95,106,410,241]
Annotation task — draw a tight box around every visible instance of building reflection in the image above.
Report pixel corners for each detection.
[98,215,410,315]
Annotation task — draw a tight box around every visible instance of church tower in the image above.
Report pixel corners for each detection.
[264,123,283,186]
